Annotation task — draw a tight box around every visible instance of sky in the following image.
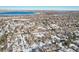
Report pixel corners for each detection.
[0,6,79,10]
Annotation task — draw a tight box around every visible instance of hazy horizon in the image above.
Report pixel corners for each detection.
[0,6,79,11]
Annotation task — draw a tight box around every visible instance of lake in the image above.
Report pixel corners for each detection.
[0,11,35,16]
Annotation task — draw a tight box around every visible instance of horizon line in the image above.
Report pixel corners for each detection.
[0,6,79,10]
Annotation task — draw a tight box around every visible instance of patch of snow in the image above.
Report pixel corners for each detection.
[31,43,38,49]
[0,29,5,37]
[51,24,59,29]
[39,42,45,47]
[51,35,61,43]
[37,26,46,30]
[66,48,75,52]
[33,32,45,37]
[12,19,30,21]
[58,43,64,48]
[48,40,52,44]
[74,40,79,45]
[74,30,79,36]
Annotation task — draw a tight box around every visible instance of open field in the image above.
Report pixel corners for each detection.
[0,11,79,52]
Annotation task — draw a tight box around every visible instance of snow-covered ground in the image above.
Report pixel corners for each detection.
[0,15,79,52]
